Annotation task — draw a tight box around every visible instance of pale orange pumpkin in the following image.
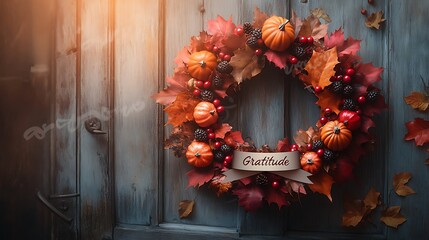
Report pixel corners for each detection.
[193,102,218,127]
[321,120,352,151]
[262,16,295,52]
[186,141,214,168]
[300,151,322,174]
[187,50,217,81]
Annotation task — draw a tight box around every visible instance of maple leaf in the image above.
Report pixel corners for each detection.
[190,31,211,52]
[404,118,429,146]
[355,62,384,87]
[230,46,265,83]
[298,15,329,41]
[186,168,215,188]
[324,28,361,57]
[293,127,319,147]
[360,116,375,134]
[214,123,233,139]
[164,92,200,127]
[178,200,195,219]
[232,185,264,211]
[174,46,191,67]
[252,7,269,29]
[265,187,289,209]
[363,187,381,210]
[153,72,191,105]
[308,170,334,201]
[264,50,290,69]
[393,172,416,197]
[404,92,429,111]
[316,89,343,114]
[365,11,386,30]
[207,16,236,48]
[222,34,245,50]
[301,47,339,89]
[362,93,387,117]
[380,206,407,228]
[290,11,303,36]
[342,199,365,227]
[164,122,197,157]
[224,131,245,147]
[310,8,332,23]
[277,138,291,152]
[210,176,232,197]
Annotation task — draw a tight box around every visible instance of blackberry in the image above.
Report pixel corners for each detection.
[331,81,343,93]
[323,149,336,163]
[246,36,259,48]
[194,128,208,142]
[220,144,233,154]
[342,98,356,110]
[312,140,324,151]
[367,90,379,102]
[292,46,307,60]
[212,75,224,89]
[343,85,354,96]
[216,61,233,74]
[255,173,268,185]
[214,151,225,162]
[200,90,214,102]
[243,22,253,34]
[251,28,262,39]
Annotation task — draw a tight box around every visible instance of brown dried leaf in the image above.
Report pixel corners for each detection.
[293,127,319,147]
[342,199,365,227]
[404,92,429,111]
[310,8,332,23]
[380,206,407,228]
[164,122,197,157]
[365,11,386,30]
[252,7,269,29]
[298,15,329,40]
[393,172,416,197]
[230,46,265,83]
[210,176,232,197]
[178,200,195,219]
[363,187,381,210]
[301,47,339,89]
[290,11,303,36]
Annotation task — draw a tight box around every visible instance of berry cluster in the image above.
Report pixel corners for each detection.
[288,36,315,65]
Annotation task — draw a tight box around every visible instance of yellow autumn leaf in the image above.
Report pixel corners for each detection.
[302,47,339,90]
[178,200,195,219]
[404,92,429,111]
[365,11,386,30]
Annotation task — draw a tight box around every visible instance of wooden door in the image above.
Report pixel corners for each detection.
[53,0,429,239]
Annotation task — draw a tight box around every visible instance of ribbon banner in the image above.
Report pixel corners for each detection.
[221,150,312,184]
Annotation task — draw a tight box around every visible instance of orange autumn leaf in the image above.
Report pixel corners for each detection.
[178,200,195,219]
[380,206,407,228]
[316,89,342,114]
[363,187,381,210]
[393,172,416,197]
[302,47,339,90]
[309,170,334,201]
[404,92,429,112]
[164,92,200,127]
[342,199,365,227]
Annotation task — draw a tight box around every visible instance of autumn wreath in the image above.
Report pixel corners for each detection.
[153,8,387,211]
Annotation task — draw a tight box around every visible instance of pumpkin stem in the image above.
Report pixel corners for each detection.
[306,159,313,165]
[278,20,290,31]
[334,126,341,134]
[199,60,206,68]
[195,152,201,157]
[209,110,216,115]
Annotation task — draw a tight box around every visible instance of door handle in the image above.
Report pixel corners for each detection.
[37,191,73,223]
[84,117,107,134]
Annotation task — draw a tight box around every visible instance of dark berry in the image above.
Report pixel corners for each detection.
[214,151,225,162]
[243,22,253,34]
[292,46,307,60]
[216,61,233,74]
[200,90,214,102]
[212,75,224,89]
[246,36,259,48]
[342,98,356,110]
[251,28,262,39]
[323,149,336,162]
[255,173,268,185]
[220,144,233,154]
[343,85,354,96]
[194,128,208,142]
[312,140,324,151]
[331,81,343,93]
[367,90,379,102]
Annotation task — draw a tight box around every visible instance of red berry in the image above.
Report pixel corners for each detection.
[320,116,328,125]
[307,36,314,44]
[206,128,213,133]
[324,107,333,116]
[208,132,215,139]
[368,0,374,4]
[255,49,263,56]
[193,89,201,96]
[361,9,367,15]
[218,52,225,59]
[336,75,344,81]
[216,106,225,114]
[195,80,204,88]
[299,36,308,43]
[213,46,220,53]
[214,141,221,149]
[234,27,244,36]
[330,76,338,82]
[346,68,355,76]
[213,99,221,107]
[317,148,325,156]
[271,181,280,189]
[314,86,323,93]
[203,81,212,89]
[223,160,229,167]
[307,143,313,150]
[206,45,214,52]
[225,155,233,163]
[291,148,297,152]
[257,39,264,46]
[356,110,362,115]
[343,75,352,83]
[223,54,231,62]
[290,57,298,64]
[291,144,299,150]
[358,96,366,104]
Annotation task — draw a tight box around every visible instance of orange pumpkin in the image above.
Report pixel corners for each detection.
[186,141,214,167]
[321,120,352,151]
[300,152,322,174]
[193,102,218,127]
[262,16,295,52]
[187,50,217,81]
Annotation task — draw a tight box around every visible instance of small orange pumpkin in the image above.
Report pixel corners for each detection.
[187,50,217,81]
[193,102,218,127]
[262,16,295,52]
[321,120,352,151]
[186,141,214,168]
[300,152,322,174]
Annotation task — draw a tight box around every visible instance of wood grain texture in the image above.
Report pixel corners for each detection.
[80,0,113,238]
[114,0,159,225]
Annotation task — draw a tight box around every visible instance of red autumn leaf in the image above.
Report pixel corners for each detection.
[174,46,191,67]
[363,93,387,117]
[277,138,291,152]
[343,132,371,164]
[207,15,236,48]
[301,47,339,89]
[316,89,343,114]
[298,15,329,41]
[232,185,264,211]
[404,118,429,146]
[164,93,200,127]
[224,131,245,147]
[380,206,407,228]
[324,28,361,57]
[152,72,190,105]
[265,188,289,209]
[215,123,233,139]
[252,7,269,29]
[355,62,384,87]
[308,170,335,201]
[190,31,211,52]
[264,50,290,69]
[290,11,303,36]
[360,116,375,134]
[186,168,215,188]
[404,92,429,112]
